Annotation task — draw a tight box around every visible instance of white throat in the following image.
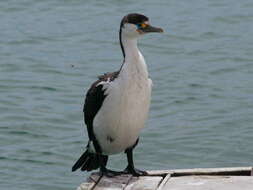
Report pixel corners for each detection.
[121,36,139,61]
[120,34,148,79]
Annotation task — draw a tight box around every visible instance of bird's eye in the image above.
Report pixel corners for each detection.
[136,24,141,29]
[136,23,148,29]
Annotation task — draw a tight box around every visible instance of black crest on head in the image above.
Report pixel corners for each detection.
[120,13,149,27]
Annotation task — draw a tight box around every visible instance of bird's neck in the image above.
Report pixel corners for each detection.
[121,36,140,62]
[120,35,148,79]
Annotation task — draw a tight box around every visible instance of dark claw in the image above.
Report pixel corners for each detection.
[124,166,148,176]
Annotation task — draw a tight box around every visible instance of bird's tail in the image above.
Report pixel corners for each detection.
[72,150,100,172]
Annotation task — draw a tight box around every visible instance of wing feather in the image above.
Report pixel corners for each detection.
[83,71,119,141]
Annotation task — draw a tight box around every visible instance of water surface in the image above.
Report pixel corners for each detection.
[1,0,253,189]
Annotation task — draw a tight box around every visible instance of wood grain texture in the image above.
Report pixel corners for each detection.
[125,176,163,190]
[76,167,253,190]
[94,174,132,190]
[162,176,253,190]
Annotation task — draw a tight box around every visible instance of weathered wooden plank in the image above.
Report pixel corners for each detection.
[146,170,171,176]
[77,173,102,190]
[147,166,253,177]
[78,167,253,190]
[77,182,96,190]
[93,174,132,190]
[170,167,253,176]
[156,174,171,190]
[162,176,253,190]
[124,176,163,190]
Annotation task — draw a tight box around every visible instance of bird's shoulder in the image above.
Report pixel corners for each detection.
[83,71,120,124]
[87,71,120,95]
[98,71,120,82]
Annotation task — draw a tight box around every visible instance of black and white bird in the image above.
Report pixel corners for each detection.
[72,13,163,176]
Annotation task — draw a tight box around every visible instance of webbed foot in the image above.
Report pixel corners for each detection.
[123,165,148,176]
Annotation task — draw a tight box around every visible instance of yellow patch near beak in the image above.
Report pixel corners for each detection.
[141,23,148,28]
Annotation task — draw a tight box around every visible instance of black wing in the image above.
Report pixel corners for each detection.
[83,71,119,141]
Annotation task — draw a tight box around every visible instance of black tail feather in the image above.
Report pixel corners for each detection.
[81,153,99,171]
[72,150,100,172]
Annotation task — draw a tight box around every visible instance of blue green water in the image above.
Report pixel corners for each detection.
[1,0,253,189]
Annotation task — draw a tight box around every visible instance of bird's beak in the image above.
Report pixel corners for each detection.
[140,24,164,33]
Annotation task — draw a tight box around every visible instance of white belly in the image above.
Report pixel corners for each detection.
[93,76,152,155]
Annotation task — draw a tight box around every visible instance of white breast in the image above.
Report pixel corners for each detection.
[93,52,152,155]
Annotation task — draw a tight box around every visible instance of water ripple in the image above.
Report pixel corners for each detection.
[1,0,253,189]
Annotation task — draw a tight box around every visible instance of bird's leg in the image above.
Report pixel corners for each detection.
[124,148,148,176]
[124,139,148,176]
[98,154,108,173]
[98,155,122,177]
[92,139,122,177]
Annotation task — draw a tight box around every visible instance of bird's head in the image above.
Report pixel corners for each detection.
[120,13,163,39]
